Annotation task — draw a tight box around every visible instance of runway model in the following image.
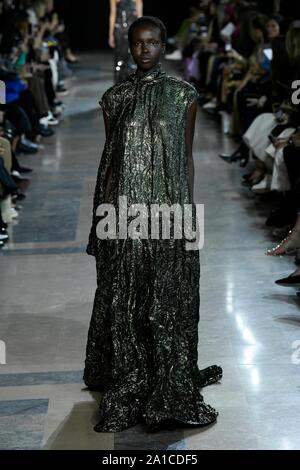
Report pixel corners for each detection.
[84,16,222,432]
[108,0,143,82]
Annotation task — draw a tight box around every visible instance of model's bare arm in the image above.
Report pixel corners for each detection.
[185,99,197,203]
[109,0,117,47]
[136,0,143,17]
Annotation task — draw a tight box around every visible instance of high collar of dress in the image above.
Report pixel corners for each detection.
[130,62,165,84]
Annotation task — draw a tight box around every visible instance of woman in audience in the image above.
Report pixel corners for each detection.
[43,0,79,64]
[230,14,271,137]
[266,128,300,256]
[179,2,300,291]
[220,21,300,180]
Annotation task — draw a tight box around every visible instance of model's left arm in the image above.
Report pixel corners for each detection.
[136,0,143,17]
[185,99,197,203]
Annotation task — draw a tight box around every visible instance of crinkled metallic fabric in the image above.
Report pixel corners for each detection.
[84,63,222,432]
[114,0,137,83]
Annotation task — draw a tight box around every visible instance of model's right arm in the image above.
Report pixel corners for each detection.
[109,0,117,48]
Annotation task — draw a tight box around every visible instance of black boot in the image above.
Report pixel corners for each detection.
[219,142,249,166]
[11,150,33,174]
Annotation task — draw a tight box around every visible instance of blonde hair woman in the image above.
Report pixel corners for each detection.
[108,0,143,82]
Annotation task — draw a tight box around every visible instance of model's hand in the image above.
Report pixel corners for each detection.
[108,35,115,48]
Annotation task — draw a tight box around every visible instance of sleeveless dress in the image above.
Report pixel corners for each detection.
[114,0,137,83]
[84,63,222,432]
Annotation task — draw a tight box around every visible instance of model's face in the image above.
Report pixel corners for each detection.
[130,25,165,73]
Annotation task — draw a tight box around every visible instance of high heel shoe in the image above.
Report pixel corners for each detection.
[251,174,271,194]
[266,229,300,256]
[275,273,300,287]
[242,172,265,187]
[11,170,30,182]
[219,143,249,166]
[219,151,249,167]
[197,365,223,387]
[219,150,243,163]
[17,166,33,174]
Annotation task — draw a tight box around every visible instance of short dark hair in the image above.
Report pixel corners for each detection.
[128,16,167,45]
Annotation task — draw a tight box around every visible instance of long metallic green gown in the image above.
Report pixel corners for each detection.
[84,63,222,432]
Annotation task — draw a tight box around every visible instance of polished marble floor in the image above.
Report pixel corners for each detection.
[1,52,300,450]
